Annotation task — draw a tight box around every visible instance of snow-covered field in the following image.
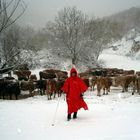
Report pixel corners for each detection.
[1,89,140,140]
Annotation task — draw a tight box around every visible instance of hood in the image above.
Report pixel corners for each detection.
[70,68,78,77]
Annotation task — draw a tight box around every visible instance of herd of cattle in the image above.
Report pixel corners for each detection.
[79,68,140,96]
[0,65,140,100]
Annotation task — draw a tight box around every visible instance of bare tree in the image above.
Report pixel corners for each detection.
[1,24,20,65]
[0,0,26,74]
[0,0,26,34]
[46,7,88,65]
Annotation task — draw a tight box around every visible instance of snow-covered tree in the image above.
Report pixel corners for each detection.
[46,7,88,65]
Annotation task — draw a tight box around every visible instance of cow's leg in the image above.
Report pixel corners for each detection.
[47,93,50,100]
[46,91,49,100]
[132,81,135,95]
[106,88,109,95]
[29,90,34,97]
[53,92,56,98]
[49,93,52,99]
[138,83,140,95]
[3,93,5,99]
[57,91,59,97]
[40,89,43,96]
[43,89,45,95]
[138,85,140,95]
[122,86,125,92]
[103,87,105,95]
[15,94,18,100]
[97,87,101,97]
[59,91,62,97]
[108,87,110,92]
[10,93,12,100]
[125,85,128,92]
[47,94,49,100]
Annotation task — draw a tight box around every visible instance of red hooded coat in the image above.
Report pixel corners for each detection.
[62,68,88,114]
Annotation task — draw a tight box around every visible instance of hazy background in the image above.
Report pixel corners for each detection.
[18,0,140,29]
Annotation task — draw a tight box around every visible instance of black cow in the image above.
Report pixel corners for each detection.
[36,80,47,95]
[92,70,107,77]
[0,79,21,100]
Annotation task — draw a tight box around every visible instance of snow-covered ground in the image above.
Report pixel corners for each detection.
[1,89,140,140]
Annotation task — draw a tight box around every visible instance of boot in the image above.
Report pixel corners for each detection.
[67,114,71,121]
[73,112,77,119]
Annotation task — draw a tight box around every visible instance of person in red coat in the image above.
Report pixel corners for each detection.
[62,68,88,121]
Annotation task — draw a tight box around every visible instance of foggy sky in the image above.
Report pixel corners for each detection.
[18,0,140,29]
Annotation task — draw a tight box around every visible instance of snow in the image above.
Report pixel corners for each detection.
[99,53,140,71]
[134,36,140,42]
[99,34,140,71]
[1,89,140,140]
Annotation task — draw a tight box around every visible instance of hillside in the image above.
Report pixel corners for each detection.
[106,7,140,32]
[99,29,140,71]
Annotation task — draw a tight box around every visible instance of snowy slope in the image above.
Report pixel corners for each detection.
[99,53,140,71]
[99,31,140,71]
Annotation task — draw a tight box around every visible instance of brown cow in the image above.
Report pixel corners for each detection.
[14,70,31,81]
[123,70,135,75]
[39,71,56,80]
[105,68,124,77]
[56,80,65,97]
[55,71,68,81]
[96,76,112,96]
[81,77,90,88]
[89,76,97,91]
[20,81,36,96]
[112,75,136,94]
[135,77,140,94]
[29,74,37,81]
[46,79,57,100]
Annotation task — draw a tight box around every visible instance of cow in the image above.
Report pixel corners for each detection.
[46,79,57,100]
[89,76,97,91]
[14,70,31,81]
[134,75,140,95]
[35,80,47,95]
[56,80,65,97]
[82,77,90,88]
[91,70,107,77]
[29,74,37,81]
[96,76,112,96]
[55,71,68,81]
[20,81,36,96]
[0,79,21,100]
[123,70,135,75]
[39,71,56,80]
[112,75,136,95]
[105,68,124,77]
